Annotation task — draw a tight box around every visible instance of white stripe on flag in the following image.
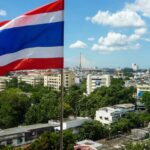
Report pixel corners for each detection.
[0,46,63,66]
[0,10,64,30]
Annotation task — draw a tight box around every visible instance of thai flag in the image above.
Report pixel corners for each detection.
[0,0,64,75]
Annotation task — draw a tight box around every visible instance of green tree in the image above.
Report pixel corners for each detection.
[110,112,150,136]
[6,77,18,88]
[80,79,86,93]
[110,118,130,135]
[124,112,144,128]
[111,78,124,87]
[0,89,30,128]
[121,140,150,150]
[78,84,135,118]
[141,92,150,112]
[78,120,108,141]
[30,86,51,104]
[18,81,33,92]
[28,130,76,150]
[63,130,77,150]
[65,85,83,116]
[63,103,74,118]
[25,90,60,124]
[0,146,14,150]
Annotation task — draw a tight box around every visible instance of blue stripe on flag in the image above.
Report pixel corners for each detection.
[0,22,64,56]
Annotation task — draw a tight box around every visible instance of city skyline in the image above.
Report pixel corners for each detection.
[0,0,150,68]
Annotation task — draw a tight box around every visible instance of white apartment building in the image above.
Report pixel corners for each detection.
[87,74,111,95]
[44,70,75,91]
[0,76,12,91]
[95,107,123,125]
[136,84,150,97]
[17,75,43,86]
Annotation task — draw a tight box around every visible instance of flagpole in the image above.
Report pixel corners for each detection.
[60,1,64,149]
[60,68,64,150]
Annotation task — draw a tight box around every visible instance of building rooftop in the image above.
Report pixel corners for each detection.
[76,140,103,149]
[0,122,59,137]
[54,117,91,130]
[97,107,120,113]
[114,103,135,109]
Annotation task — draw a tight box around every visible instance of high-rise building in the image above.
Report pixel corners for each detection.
[86,74,111,95]
[44,70,75,91]
[132,63,139,71]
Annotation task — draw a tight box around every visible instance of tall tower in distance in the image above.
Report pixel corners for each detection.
[79,52,82,72]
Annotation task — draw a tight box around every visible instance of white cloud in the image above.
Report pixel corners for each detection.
[88,37,95,41]
[129,34,140,41]
[0,9,7,16]
[91,26,148,53]
[92,32,141,53]
[125,0,150,17]
[128,27,147,41]
[87,10,145,27]
[142,38,150,42]
[69,40,87,49]
[134,28,147,35]
[87,0,149,53]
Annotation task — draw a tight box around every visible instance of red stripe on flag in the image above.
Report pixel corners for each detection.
[0,58,64,75]
[0,20,10,27]
[0,1,64,27]
[25,0,64,15]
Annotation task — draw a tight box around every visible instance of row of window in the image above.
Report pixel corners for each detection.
[0,137,23,146]
[99,116,109,121]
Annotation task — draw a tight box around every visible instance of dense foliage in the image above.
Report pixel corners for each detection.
[1,113,150,149]
[141,92,150,112]
[77,78,135,118]
[121,140,150,150]
[0,130,76,150]
[0,78,137,129]
[0,89,30,128]
[28,130,76,150]
[110,112,150,136]
[78,120,108,141]
[25,89,60,124]
[77,112,150,141]
[1,78,150,150]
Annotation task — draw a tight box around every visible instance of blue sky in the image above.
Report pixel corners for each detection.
[0,0,150,69]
